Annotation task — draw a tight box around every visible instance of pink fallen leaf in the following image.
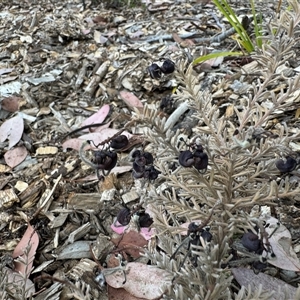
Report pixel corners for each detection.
[1,96,21,112]
[13,223,39,277]
[105,262,172,300]
[0,115,24,149]
[4,146,28,168]
[81,104,110,130]
[232,267,297,300]
[119,90,143,109]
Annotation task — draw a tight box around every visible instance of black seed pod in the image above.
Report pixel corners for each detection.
[160,59,175,74]
[116,207,131,225]
[179,150,194,167]
[275,157,297,173]
[148,63,162,79]
[138,212,153,227]
[187,222,199,234]
[132,169,145,179]
[241,232,260,252]
[135,156,147,167]
[110,135,129,149]
[133,161,145,173]
[201,229,212,242]
[131,150,141,159]
[103,151,118,171]
[144,166,161,180]
[143,152,154,165]
[193,151,209,170]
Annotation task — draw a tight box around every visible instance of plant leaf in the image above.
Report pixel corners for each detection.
[13,223,39,277]
[0,115,24,149]
[105,262,172,300]
[4,146,28,168]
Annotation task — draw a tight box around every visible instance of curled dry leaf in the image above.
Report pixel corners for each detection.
[232,267,297,300]
[119,90,144,109]
[0,115,24,149]
[261,216,300,271]
[80,104,110,129]
[4,146,28,168]
[13,223,39,277]
[105,262,172,300]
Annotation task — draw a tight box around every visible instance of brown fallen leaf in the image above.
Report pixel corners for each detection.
[111,231,147,259]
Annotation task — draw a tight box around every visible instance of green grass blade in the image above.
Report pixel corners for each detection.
[212,0,254,52]
[193,51,243,65]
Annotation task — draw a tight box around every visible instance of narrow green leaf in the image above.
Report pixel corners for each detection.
[193,51,244,65]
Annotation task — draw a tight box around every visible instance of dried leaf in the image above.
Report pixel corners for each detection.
[105,262,172,300]
[4,146,28,168]
[108,286,147,300]
[119,90,143,109]
[262,216,300,271]
[1,96,21,112]
[81,104,110,129]
[111,231,147,258]
[13,223,39,277]
[0,115,24,149]
[232,267,297,300]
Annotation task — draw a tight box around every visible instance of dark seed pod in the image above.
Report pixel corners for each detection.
[241,232,260,252]
[252,261,267,273]
[132,169,145,179]
[110,135,129,149]
[138,212,153,227]
[103,151,118,171]
[187,222,199,235]
[116,207,131,225]
[200,229,212,242]
[144,166,161,180]
[131,150,141,159]
[160,95,175,115]
[160,59,175,74]
[133,161,145,173]
[148,63,162,79]
[275,157,297,173]
[193,151,209,171]
[135,156,147,167]
[143,152,154,165]
[179,150,194,167]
